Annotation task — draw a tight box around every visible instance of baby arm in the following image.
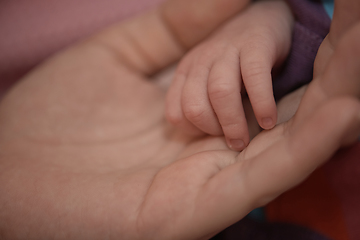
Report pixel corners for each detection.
[166,0,294,151]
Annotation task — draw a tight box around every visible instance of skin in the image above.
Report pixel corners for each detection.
[314,0,360,77]
[0,0,359,239]
[165,0,294,151]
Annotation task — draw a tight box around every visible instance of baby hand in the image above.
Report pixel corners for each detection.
[166,1,294,151]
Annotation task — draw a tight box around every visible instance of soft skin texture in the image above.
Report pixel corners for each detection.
[314,0,360,78]
[165,0,294,151]
[0,1,360,240]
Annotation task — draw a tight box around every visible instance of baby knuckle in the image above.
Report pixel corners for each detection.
[183,104,207,122]
[208,81,234,100]
[242,63,268,81]
[165,109,183,126]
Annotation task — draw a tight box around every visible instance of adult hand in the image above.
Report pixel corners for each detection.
[0,2,359,240]
[314,0,360,77]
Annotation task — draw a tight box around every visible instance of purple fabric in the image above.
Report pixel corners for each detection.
[273,0,331,100]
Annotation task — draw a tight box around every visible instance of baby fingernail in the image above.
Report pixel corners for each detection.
[228,139,245,151]
[262,117,274,129]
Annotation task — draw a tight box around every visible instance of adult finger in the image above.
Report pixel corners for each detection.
[318,23,360,98]
[328,0,360,46]
[195,97,360,235]
[295,22,360,126]
[314,0,360,76]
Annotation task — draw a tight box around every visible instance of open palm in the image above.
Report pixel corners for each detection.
[1,4,360,240]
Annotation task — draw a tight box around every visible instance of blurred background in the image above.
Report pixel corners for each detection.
[0,0,165,97]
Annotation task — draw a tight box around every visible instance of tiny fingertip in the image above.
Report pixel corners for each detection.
[261,117,275,129]
[228,139,246,151]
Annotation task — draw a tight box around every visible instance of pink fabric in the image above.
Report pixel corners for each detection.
[0,0,165,96]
